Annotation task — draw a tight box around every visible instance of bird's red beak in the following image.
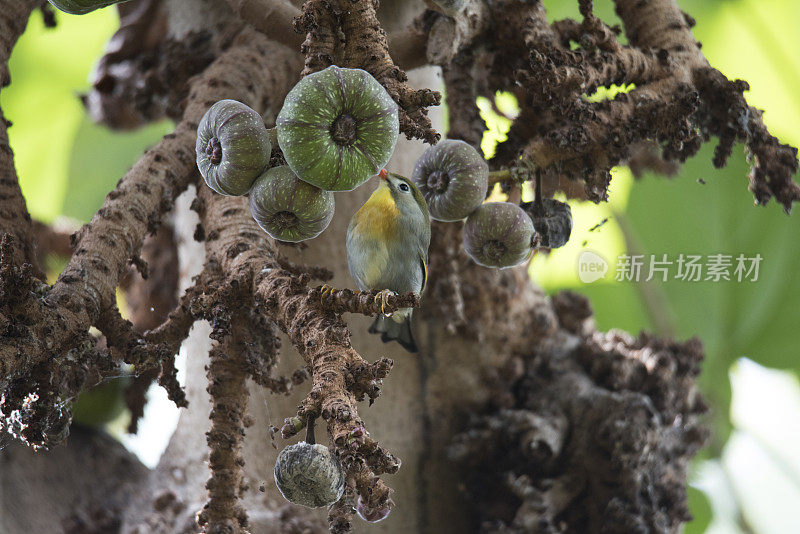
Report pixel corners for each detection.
[379,169,388,181]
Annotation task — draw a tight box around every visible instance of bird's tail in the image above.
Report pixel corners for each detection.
[369,312,418,353]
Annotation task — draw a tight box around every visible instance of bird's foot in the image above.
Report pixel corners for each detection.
[374,289,396,316]
[320,284,336,305]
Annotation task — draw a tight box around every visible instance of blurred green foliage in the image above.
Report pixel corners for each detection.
[2,8,116,221]
[64,116,173,221]
[4,1,799,532]
[2,7,172,223]
[71,374,130,428]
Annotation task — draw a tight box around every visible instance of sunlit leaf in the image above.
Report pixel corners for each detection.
[2,8,119,221]
[63,117,173,222]
[685,485,713,534]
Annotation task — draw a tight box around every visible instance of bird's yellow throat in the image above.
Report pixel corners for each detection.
[354,184,400,240]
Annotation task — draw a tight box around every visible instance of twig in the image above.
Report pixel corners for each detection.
[224,0,303,51]
[313,286,420,316]
[198,338,250,533]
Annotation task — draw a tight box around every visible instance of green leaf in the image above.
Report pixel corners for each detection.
[623,145,800,446]
[1,7,119,221]
[685,485,713,534]
[63,117,173,222]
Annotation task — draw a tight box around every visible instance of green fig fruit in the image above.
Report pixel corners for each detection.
[196,99,271,196]
[249,165,335,242]
[412,139,489,221]
[48,0,127,15]
[463,202,535,268]
[276,66,399,192]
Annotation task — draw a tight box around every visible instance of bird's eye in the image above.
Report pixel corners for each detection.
[399,183,410,192]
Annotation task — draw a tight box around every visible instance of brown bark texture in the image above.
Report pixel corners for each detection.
[0,0,796,533]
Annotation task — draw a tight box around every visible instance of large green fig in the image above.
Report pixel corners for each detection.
[196,99,271,196]
[250,166,335,242]
[412,139,488,221]
[276,66,399,192]
[463,202,536,268]
[48,0,127,15]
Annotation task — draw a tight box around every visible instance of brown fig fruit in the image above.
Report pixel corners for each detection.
[412,139,489,222]
[196,99,271,196]
[249,165,335,242]
[463,202,535,268]
[274,441,345,508]
[522,198,572,249]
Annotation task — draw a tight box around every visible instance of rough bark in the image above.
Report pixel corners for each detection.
[0,426,150,534]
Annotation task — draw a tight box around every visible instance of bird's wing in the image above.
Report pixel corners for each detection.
[418,249,428,294]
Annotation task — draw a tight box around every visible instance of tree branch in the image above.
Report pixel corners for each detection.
[31,220,75,260]
[314,286,420,316]
[0,30,301,452]
[613,0,799,210]
[425,0,489,66]
[197,333,250,533]
[0,31,297,378]
[224,0,304,51]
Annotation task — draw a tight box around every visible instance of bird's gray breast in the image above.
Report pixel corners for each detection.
[346,227,423,295]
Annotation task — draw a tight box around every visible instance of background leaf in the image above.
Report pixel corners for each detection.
[63,117,173,222]
[1,8,118,221]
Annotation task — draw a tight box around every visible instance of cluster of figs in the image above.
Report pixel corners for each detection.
[413,139,571,267]
[196,65,399,242]
[196,65,572,270]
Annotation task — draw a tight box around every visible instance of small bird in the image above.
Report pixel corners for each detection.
[346,170,431,352]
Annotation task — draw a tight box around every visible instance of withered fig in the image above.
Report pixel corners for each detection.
[522,198,573,249]
[274,441,345,508]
